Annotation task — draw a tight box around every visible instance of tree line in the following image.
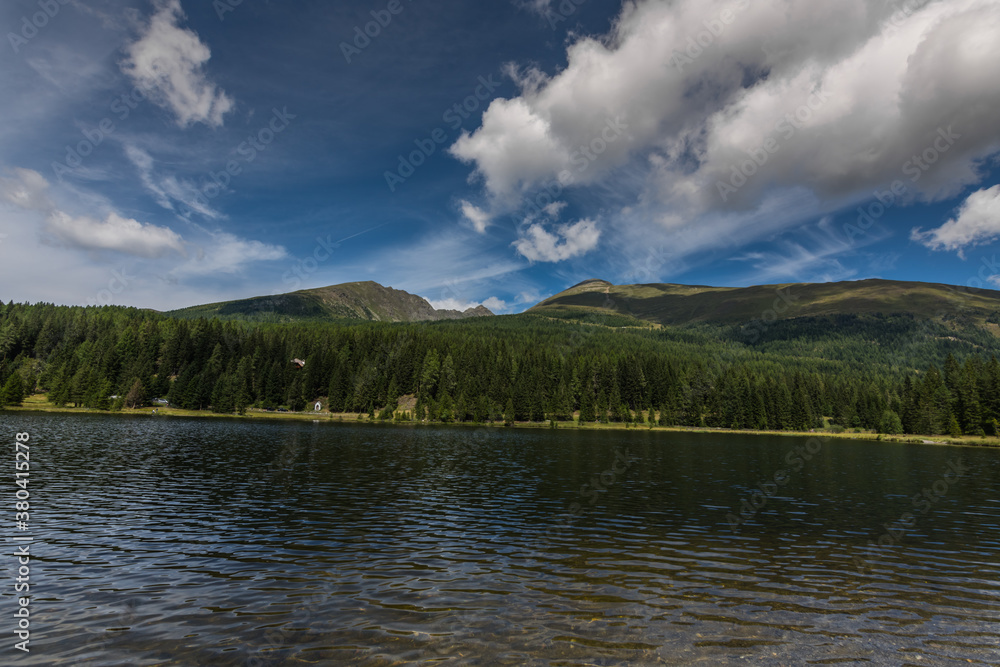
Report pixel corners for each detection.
[0,301,999,436]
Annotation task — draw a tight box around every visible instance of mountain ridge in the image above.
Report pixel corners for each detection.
[168,280,495,323]
[168,276,1000,330]
[529,278,1000,328]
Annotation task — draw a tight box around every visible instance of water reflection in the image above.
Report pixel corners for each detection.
[3,412,999,665]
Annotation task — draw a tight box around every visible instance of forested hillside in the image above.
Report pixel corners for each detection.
[2,298,1000,437]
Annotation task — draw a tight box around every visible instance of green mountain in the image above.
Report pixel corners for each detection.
[168,281,494,323]
[529,278,1000,328]
[9,277,1000,437]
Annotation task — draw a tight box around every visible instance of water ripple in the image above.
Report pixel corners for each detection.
[1,412,998,665]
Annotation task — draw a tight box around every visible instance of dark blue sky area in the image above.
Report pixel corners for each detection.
[2,0,998,311]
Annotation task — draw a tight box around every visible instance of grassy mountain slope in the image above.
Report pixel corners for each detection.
[529,278,1000,327]
[168,281,494,323]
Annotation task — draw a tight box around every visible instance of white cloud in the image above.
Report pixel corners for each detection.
[0,168,51,211]
[45,210,186,258]
[124,143,223,219]
[120,0,234,128]
[911,185,1000,257]
[1,167,284,277]
[452,0,1000,233]
[451,96,569,202]
[482,296,509,312]
[427,297,476,311]
[459,199,492,234]
[124,144,173,210]
[518,0,553,14]
[0,167,185,258]
[513,219,600,262]
[171,231,287,277]
[543,201,567,218]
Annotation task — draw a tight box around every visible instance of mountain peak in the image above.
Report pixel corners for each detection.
[169,281,495,323]
[570,279,614,289]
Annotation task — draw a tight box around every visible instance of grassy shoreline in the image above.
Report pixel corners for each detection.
[6,395,1000,448]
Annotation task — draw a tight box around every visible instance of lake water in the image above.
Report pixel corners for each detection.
[3,413,1000,665]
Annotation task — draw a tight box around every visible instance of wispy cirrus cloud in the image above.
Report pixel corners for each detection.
[0,166,285,277]
[124,143,223,219]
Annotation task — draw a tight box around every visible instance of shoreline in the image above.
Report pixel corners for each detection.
[5,395,1000,449]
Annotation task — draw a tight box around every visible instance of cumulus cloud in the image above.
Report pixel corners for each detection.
[121,0,234,128]
[452,0,1000,224]
[45,210,186,257]
[459,200,492,234]
[482,296,509,312]
[513,219,600,262]
[911,185,1000,257]
[0,167,185,257]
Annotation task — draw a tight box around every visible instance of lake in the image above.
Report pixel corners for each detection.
[4,413,1000,665]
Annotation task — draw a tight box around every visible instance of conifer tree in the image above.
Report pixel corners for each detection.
[125,378,147,409]
[1,373,23,407]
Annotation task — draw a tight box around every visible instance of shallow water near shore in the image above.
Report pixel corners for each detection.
[4,412,1000,665]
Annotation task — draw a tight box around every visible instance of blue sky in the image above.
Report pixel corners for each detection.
[2,0,1000,313]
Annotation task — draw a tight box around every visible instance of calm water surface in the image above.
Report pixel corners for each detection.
[3,413,1000,665]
